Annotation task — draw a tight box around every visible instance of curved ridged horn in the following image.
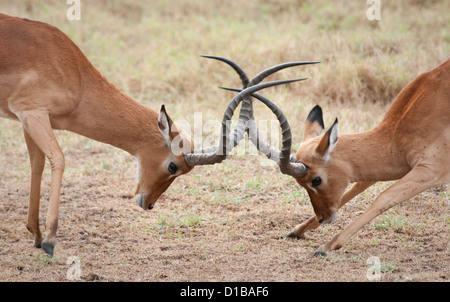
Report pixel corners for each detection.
[198,56,319,153]
[200,55,253,149]
[195,56,317,176]
[201,55,250,88]
[184,78,306,166]
[220,87,307,177]
[248,61,321,87]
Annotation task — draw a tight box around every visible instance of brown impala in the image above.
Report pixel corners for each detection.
[216,57,449,256]
[288,60,449,256]
[0,14,315,256]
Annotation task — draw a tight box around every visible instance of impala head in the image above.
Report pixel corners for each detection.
[293,105,348,224]
[134,56,320,211]
[134,105,194,210]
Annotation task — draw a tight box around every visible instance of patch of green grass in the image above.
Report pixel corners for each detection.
[180,214,202,228]
[186,187,203,195]
[373,213,410,232]
[380,261,400,273]
[281,190,309,206]
[157,213,175,229]
[25,254,61,268]
[204,193,228,205]
[245,177,265,190]
[153,211,204,234]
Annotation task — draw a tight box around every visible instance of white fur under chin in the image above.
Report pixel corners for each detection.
[135,193,144,208]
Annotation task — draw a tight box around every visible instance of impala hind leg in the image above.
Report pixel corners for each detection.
[18,111,65,256]
[314,167,440,256]
[286,181,375,239]
[24,130,45,248]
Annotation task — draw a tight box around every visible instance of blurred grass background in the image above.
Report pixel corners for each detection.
[0,0,448,173]
[1,1,448,118]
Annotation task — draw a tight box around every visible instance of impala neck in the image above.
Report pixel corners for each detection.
[335,126,409,183]
[67,74,160,156]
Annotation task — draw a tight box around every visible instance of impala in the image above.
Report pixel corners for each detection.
[216,57,449,256]
[286,59,450,256]
[0,14,312,256]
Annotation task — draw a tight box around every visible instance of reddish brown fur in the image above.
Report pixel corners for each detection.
[290,59,450,255]
[0,14,193,255]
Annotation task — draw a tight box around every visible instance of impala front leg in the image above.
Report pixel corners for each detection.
[24,131,45,248]
[314,167,437,256]
[286,216,319,239]
[18,110,65,256]
[287,181,375,239]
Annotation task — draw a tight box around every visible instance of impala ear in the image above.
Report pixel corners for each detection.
[158,105,180,144]
[303,105,325,142]
[316,118,338,161]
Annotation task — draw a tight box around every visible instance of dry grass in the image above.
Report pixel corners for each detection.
[0,0,449,282]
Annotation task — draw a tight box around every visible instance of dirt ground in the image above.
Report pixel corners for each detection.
[0,135,448,282]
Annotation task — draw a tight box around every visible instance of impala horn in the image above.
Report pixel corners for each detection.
[199,56,319,150]
[221,87,308,177]
[184,78,306,166]
[197,56,320,177]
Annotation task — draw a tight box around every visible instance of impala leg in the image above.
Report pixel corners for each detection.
[24,130,46,248]
[286,216,319,239]
[287,181,376,238]
[19,111,65,256]
[314,167,437,256]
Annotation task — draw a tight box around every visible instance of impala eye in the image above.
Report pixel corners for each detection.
[168,162,178,175]
[312,177,322,187]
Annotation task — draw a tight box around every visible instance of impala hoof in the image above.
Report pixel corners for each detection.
[284,232,302,240]
[314,251,327,257]
[42,242,55,257]
[34,239,42,248]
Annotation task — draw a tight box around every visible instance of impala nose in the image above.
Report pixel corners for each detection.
[135,192,154,210]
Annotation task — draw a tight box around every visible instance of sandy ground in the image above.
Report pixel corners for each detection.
[0,133,448,282]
